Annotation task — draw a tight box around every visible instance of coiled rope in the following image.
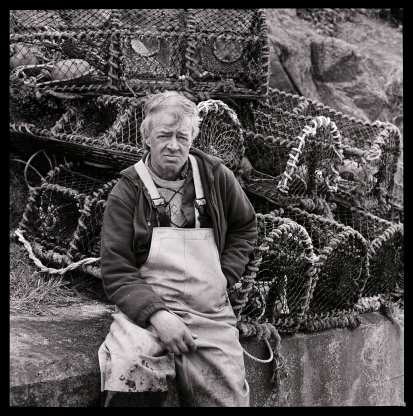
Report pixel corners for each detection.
[242,338,274,363]
[14,229,100,275]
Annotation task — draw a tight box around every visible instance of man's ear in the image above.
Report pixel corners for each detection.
[143,136,151,148]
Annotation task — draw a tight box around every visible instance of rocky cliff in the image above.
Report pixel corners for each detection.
[264,8,403,203]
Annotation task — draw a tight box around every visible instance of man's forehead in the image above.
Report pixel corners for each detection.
[152,113,192,131]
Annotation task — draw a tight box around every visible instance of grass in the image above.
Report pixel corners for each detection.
[9,157,108,317]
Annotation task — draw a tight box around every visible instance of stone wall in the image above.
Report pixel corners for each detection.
[10,304,404,407]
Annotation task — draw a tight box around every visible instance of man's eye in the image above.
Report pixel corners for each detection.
[178,137,188,142]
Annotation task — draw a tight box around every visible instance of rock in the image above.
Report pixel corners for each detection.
[268,54,296,94]
[263,9,401,124]
[264,9,323,100]
[310,37,363,83]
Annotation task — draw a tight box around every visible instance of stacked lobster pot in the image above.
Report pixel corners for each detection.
[10,10,403,335]
[333,204,404,313]
[246,198,370,332]
[17,161,119,278]
[10,8,270,172]
[10,9,270,99]
[195,102,371,332]
[229,213,317,335]
[236,88,403,322]
[255,88,403,223]
[241,108,346,220]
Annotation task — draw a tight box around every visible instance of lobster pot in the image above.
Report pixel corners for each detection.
[259,87,402,151]
[9,85,68,131]
[67,177,120,278]
[242,114,345,219]
[98,95,146,151]
[10,10,113,97]
[247,194,370,332]
[229,214,316,334]
[50,97,121,140]
[195,100,245,175]
[333,203,404,312]
[242,100,402,221]
[257,89,402,209]
[10,9,269,99]
[49,95,146,165]
[118,9,187,94]
[184,9,269,97]
[18,161,119,269]
[10,94,147,172]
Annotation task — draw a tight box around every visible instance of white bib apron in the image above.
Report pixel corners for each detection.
[98,155,249,406]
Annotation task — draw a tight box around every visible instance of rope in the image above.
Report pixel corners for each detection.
[83,160,114,168]
[242,338,274,363]
[14,229,100,275]
[21,149,52,189]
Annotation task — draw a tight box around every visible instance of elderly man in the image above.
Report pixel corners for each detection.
[98,91,257,407]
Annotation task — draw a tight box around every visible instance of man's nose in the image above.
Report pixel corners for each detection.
[167,135,179,151]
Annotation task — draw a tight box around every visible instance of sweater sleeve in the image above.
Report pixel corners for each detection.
[219,168,258,288]
[100,178,169,327]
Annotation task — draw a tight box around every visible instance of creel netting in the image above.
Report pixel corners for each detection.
[332,203,404,313]
[229,213,316,333]
[241,113,345,219]
[10,9,270,99]
[218,90,402,222]
[246,194,370,332]
[18,160,120,276]
[195,100,245,175]
[256,89,402,218]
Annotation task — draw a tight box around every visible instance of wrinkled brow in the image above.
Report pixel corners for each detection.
[156,128,191,136]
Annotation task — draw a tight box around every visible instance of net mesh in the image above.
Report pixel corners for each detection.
[227,92,402,222]
[245,194,369,331]
[195,100,245,175]
[332,203,404,312]
[18,161,119,275]
[229,213,316,333]
[10,9,269,99]
[241,113,345,219]
[10,10,403,334]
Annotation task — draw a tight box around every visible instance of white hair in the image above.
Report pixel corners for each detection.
[140,91,200,149]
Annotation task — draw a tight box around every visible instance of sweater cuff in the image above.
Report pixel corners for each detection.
[136,302,170,328]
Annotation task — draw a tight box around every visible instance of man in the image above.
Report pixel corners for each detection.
[98,91,258,407]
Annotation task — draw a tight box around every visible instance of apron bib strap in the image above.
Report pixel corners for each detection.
[188,154,207,219]
[134,155,206,228]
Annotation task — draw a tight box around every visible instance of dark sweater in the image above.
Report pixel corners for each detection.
[100,148,258,327]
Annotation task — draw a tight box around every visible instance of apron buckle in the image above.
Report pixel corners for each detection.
[152,197,165,208]
[194,198,206,209]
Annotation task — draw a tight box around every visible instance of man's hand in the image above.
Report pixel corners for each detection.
[149,310,198,355]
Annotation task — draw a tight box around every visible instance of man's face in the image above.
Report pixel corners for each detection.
[144,110,193,180]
